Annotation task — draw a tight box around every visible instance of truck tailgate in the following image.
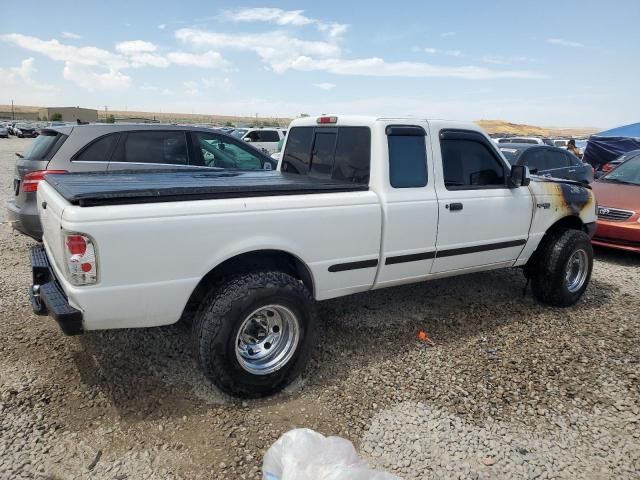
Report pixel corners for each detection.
[37,181,70,275]
[43,170,369,207]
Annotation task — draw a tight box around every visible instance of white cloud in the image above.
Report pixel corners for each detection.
[0,57,55,90]
[222,8,348,38]
[440,31,456,37]
[115,40,157,54]
[158,24,167,30]
[223,8,314,26]
[183,80,199,96]
[167,51,229,69]
[546,38,583,48]
[63,63,131,90]
[62,31,81,40]
[313,82,336,90]
[176,28,340,72]
[288,56,546,79]
[483,55,531,65]
[2,33,128,69]
[129,53,170,68]
[417,47,464,57]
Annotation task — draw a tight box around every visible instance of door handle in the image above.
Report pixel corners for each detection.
[568,169,576,173]
[446,202,463,211]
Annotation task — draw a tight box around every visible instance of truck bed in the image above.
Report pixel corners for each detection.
[44,169,369,207]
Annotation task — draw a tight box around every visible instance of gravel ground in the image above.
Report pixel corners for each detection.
[0,136,638,479]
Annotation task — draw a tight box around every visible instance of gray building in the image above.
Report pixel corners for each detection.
[39,107,98,123]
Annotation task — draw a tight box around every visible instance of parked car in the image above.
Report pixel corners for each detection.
[497,137,544,145]
[29,115,596,398]
[0,125,8,138]
[596,149,640,177]
[7,124,277,240]
[499,143,593,183]
[14,123,38,138]
[231,127,285,155]
[591,154,640,253]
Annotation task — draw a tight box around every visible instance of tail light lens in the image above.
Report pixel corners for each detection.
[21,170,67,193]
[64,233,97,285]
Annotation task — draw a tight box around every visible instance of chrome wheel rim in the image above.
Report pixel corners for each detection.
[235,305,300,375]
[565,249,589,293]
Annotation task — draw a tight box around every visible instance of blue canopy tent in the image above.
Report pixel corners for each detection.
[583,122,640,167]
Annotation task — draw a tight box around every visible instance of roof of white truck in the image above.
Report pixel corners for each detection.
[289,115,482,132]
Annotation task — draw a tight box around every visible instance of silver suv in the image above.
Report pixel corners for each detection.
[8,124,276,239]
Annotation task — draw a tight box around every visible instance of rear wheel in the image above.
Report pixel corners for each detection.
[529,229,593,307]
[192,270,317,398]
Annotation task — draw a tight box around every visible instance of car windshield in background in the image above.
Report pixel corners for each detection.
[231,129,248,138]
[498,147,522,164]
[602,155,640,185]
[20,132,59,160]
[16,124,31,129]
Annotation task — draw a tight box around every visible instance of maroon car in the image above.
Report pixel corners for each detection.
[591,155,640,253]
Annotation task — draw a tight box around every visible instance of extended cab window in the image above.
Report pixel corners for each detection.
[74,133,120,162]
[387,126,428,188]
[441,136,506,189]
[282,126,370,184]
[113,131,188,165]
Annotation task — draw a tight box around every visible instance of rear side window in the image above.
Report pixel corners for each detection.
[282,126,371,184]
[546,150,570,168]
[387,127,428,188]
[522,149,547,172]
[441,138,506,189]
[282,127,313,174]
[258,130,281,142]
[74,134,119,162]
[113,131,189,165]
[21,132,61,160]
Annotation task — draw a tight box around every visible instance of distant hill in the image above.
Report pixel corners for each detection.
[476,120,598,138]
[1,104,598,136]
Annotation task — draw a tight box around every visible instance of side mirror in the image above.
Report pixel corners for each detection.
[244,137,252,142]
[509,165,530,187]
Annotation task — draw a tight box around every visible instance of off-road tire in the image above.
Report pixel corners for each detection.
[529,229,593,307]
[192,270,317,398]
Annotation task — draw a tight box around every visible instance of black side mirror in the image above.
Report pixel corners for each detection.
[509,165,530,187]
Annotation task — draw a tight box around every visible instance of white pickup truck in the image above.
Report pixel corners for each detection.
[30,115,597,397]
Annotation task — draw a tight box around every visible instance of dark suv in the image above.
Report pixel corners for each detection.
[8,124,276,239]
[498,143,593,184]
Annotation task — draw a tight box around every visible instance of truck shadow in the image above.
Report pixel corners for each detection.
[74,267,621,421]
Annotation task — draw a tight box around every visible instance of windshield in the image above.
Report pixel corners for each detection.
[21,132,60,160]
[16,123,31,128]
[499,147,522,164]
[602,155,640,185]
[230,128,248,138]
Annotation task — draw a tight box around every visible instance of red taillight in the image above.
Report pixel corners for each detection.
[64,233,97,285]
[66,235,87,256]
[21,170,67,193]
[317,116,337,124]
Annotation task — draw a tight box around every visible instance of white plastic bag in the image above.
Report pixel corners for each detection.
[262,428,400,480]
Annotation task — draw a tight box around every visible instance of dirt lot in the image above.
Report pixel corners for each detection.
[1,136,639,480]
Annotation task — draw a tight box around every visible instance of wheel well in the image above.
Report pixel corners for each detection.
[546,215,586,236]
[178,250,314,327]
[524,215,585,277]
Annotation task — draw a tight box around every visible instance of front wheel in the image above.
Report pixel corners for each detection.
[529,229,593,307]
[192,270,317,397]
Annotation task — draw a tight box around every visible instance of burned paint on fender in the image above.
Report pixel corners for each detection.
[557,182,591,215]
[534,179,594,215]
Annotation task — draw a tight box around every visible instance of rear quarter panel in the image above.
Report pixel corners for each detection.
[53,191,382,330]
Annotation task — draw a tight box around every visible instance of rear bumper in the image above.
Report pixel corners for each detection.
[29,245,84,335]
[7,197,42,240]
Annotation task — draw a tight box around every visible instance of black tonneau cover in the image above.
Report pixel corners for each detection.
[44,169,369,207]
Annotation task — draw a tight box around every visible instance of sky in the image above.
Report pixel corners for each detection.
[1,1,638,128]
